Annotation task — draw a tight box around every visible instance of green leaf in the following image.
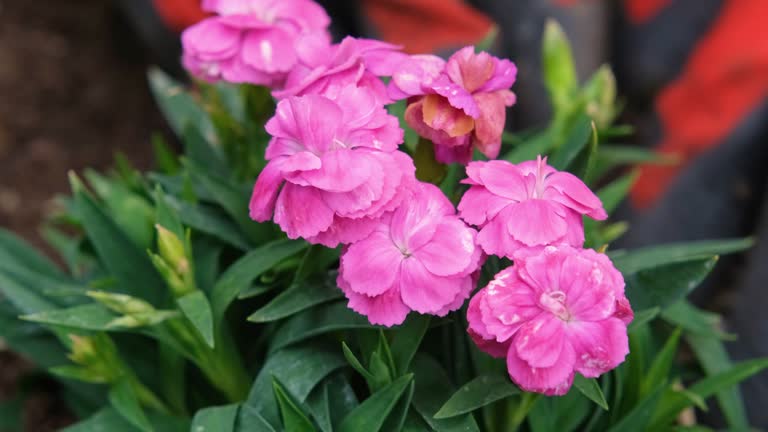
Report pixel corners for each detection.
[147,68,215,145]
[549,116,593,171]
[624,256,718,311]
[390,315,431,375]
[594,145,676,178]
[607,385,665,432]
[247,280,341,323]
[411,355,480,431]
[661,301,732,339]
[609,238,752,274]
[168,197,249,251]
[342,342,377,383]
[434,374,520,418]
[238,343,346,431]
[568,121,599,180]
[542,19,577,111]
[70,174,165,305]
[381,381,415,432]
[641,328,682,397]
[650,358,768,428]
[596,171,638,215]
[0,266,60,315]
[338,374,413,432]
[177,291,215,348]
[268,301,374,352]
[273,378,317,432]
[685,333,748,429]
[0,397,21,430]
[414,139,447,183]
[504,131,553,164]
[573,375,609,410]
[153,187,184,238]
[151,133,180,175]
[306,372,358,432]
[109,378,152,432]
[627,307,660,333]
[0,228,65,279]
[476,25,499,52]
[62,408,189,432]
[191,404,239,432]
[212,239,306,319]
[22,303,116,331]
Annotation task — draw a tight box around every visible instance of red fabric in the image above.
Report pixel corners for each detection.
[632,0,768,208]
[623,0,671,24]
[152,0,209,32]
[363,0,493,54]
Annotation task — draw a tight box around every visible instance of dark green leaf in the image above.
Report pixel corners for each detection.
[338,374,413,432]
[177,291,215,348]
[62,408,189,432]
[390,315,431,375]
[411,355,480,431]
[147,68,215,147]
[268,301,374,352]
[624,256,717,310]
[306,372,358,432]
[434,374,520,418]
[151,133,180,175]
[574,375,608,410]
[641,328,682,396]
[247,280,341,323]
[169,197,249,251]
[596,171,637,215]
[381,381,415,432]
[607,385,665,432]
[191,404,239,432]
[273,379,317,432]
[549,116,592,171]
[609,238,752,274]
[414,139,447,184]
[70,174,165,305]
[627,307,660,333]
[0,266,60,315]
[0,228,64,279]
[212,239,306,319]
[22,303,116,331]
[109,378,152,432]
[153,187,183,238]
[342,342,377,383]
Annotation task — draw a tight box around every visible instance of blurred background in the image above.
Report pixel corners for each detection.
[1,0,767,429]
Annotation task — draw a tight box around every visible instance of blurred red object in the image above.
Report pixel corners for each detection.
[623,0,671,23]
[632,0,768,208]
[152,0,209,32]
[363,0,493,54]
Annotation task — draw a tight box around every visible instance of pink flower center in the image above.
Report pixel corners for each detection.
[539,290,572,321]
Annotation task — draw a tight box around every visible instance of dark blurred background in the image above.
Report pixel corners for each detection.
[2,0,768,429]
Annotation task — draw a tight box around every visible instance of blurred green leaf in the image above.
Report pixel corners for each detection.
[504,131,553,164]
[641,328,682,397]
[661,301,732,339]
[153,187,184,238]
[338,374,413,432]
[22,303,116,331]
[0,228,65,279]
[391,315,431,375]
[607,385,665,432]
[549,116,592,171]
[476,25,499,52]
[434,374,519,418]
[177,291,215,348]
[609,238,752,274]
[627,307,660,333]
[147,68,215,144]
[273,378,317,432]
[212,239,307,319]
[165,196,250,251]
[268,301,374,352]
[574,375,608,410]
[0,397,21,431]
[597,171,637,215]
[411,355,480,431]
[191,404,239,432]
[542,19,577,111]
[109,378,152,432]
[414,139,447,184]
[624,256,717,310]
[151,134,180,175]
[62,407,188,432]
[248,280,341,324]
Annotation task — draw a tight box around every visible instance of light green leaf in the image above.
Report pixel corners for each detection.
[273,379,317,432]
[177,291,215,348]
[268,301,374,352]
[609,238,752,274]
[434,374,520,418]
[109,378,152,432]
[661,301,732,339]
[542,19,577,111]
[504,131,553,164]
[191,404,239,432]
[574,375,608,410]
[212,239,307,319]
[338,374,413,432]
[597,171,637,215]
[22,303,117,331]
[247,280,341,323]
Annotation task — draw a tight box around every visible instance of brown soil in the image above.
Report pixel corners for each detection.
[0,1,166,430]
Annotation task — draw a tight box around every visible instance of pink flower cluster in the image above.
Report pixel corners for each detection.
[182,0,632,395]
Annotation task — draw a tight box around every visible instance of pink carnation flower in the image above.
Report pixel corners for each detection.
[467,245,633,395]
[389,47,517,164]
[458,157,607,258]
[273,36,407,103]
[181,0,330,86]
[337,183,483,327]
[249,86,413,246]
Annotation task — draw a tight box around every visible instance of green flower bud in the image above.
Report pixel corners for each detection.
[87,291,155,316]
[155,224,189,276]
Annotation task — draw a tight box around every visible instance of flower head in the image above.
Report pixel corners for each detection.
[458,157,607,258]
[182,0,330,86]
[467,245,633,395]
[273,36,407,103]
[249,86,413,246]
[389,47,517,164]
[338,183,483,326]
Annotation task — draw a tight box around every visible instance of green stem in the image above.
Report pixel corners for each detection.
[131,376,172,415]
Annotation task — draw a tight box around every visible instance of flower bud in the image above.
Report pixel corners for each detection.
[87,291,155,316]
[156,224,189,276]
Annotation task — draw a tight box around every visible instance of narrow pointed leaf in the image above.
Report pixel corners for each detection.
[609,238,752,274]
[338,374,413,432]
[268,301,374,352]
[273,379,317,432]
[574,375,609,410]
[411,355,480,431]
[391,315,431,375]
[191,404,239,432]
[247,280,341,323]
[109,378,152,432]
[177,291,215,348]
[434,374,520,418]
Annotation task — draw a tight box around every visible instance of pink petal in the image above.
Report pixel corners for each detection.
[470,160,531,202]
[544,171,607,220]
[264,137,305,159]
[273,183,334,239]
[340,231,402,297]
[249,159,285,222]
[435,273,476,316]
[514,315,567,368]
[279,151,322,173]
[432,77,481,118]
[516,246,568,296]
[241,28,297,73]
[457,185,513,227]
[266,95,342,154]
[468,327,510,358]
[413,219,476,277]
[297,150,373,192]
[445,46,495,93]
[182,18,241,60]
[506,200,568,246]
[472,91,507,158]
[506,338,575,396]
[478,58,518,93]
[294,31,333,68]
[566,318,629,378]
[561,258,616,322]
[389,54,445,98]
[399,258,461,314]
[476,210,525,258]
[482,269,543,341]
[305,216,380,248]
[389,182,453,251]
[271,0,331,30]
[433,142,474,165]
[338,273,409,327]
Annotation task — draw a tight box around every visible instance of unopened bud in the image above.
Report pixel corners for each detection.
[68,334,97,365]
[149,252,192,297]
[155,224,189,276]
[87,291,154,316]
